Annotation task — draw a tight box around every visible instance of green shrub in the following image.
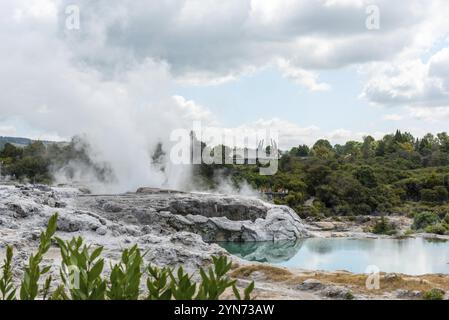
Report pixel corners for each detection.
[344,291,355,300]
[420,189,438,203]
[434,186,449,202]
[425,223,448,235]
[108,245,143,300]
[295,205,323,219]
[423,288,445,300]
[55,236,107,300]
[146,265,172,300]
[333,204,352,216]
[284,192,304,207]
[168,266,198,300]
[354,166,377,188]
[19,213,58,300]
[353,203,372,216]
[412,212,440,230]
[443,213,449,224]
[146,256,254,300]
[0,213,254,301]
[372,216,397,235]
[0,246,16,300]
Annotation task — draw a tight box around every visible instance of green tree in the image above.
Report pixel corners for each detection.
[0,143,23,159]
[412,212,439,230]
[311,139,334,159]
[361,135,375,158]
[437,132,449,153]
[290,145,309,157]
[305,164,331,194]
[420,189,438,203]
[434,186,448,202]
[354,166,377,188]
[23,141,46,158]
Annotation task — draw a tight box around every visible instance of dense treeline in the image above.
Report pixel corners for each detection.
[0,141,52,183]
[196,130,449,221]
[0,137,111,184]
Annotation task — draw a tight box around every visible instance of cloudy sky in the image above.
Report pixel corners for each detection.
[2,0,449,149]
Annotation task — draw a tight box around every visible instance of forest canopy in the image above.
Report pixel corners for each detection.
[193,130,449,220]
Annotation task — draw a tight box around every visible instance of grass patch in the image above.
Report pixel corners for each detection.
[423,288,445,300]
[230,264,449,299]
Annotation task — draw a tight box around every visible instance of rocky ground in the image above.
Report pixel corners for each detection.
[306,216,449,241]
[228,263,449,300]
[0,183,448,300]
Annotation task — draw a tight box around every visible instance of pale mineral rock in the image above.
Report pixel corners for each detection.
[0,184,310,277]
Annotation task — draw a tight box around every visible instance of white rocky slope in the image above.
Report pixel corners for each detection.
[0,184,310,276]
[75,189,310,242]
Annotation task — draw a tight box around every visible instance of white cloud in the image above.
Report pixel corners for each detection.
[55,0,442,91]
[202,118,379,149]
[360,0,449,110]
[326,128,384,144]
[328,128,354,141]
[361,49,449,108]
[1,0,449,185]
[407,106,449,122]
[0,125,18,137]
[172,95,217,124]
[383,114,403,121]
[242,118,321,148]
[13,0,57,22]
[277,59,330,91]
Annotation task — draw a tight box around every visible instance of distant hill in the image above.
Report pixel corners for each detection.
[0,136,62,150]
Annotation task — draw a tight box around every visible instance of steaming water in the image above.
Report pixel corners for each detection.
[219,238,449,275]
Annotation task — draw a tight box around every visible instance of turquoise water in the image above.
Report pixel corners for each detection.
[219,238,449,275]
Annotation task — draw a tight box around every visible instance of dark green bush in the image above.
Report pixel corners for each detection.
[425,223,448,235]
[295,205,323,219]
[372,216,397,235]
[434,186,449,202]
[412,212,440,230]
[420,189,438,203]
[444,213,449,224]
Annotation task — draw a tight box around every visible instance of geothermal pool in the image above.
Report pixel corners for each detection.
[219,238,449,275]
